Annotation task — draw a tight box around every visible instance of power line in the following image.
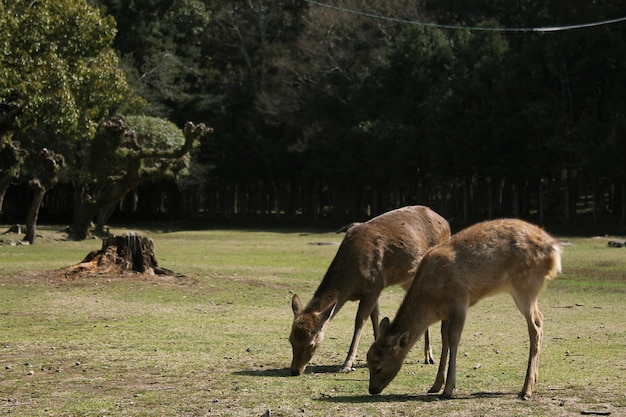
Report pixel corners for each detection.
[303,0,626,33]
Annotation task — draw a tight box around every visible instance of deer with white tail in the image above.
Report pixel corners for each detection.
[367,218,562,400]
[289,206,450,376]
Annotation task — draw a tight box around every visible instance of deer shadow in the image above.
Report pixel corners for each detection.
[317,390,513,405]
[316,393,437,404]
[233,364,361,378]
[233,367,291,377]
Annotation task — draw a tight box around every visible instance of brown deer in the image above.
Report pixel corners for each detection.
[367,219,562,400]
[290,206,450,376]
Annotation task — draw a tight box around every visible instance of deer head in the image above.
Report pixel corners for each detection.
[366,317,411,395]
[289,294,336,376]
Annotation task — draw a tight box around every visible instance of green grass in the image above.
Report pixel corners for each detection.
[0,226,624,416]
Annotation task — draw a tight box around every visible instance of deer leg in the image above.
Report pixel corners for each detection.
[339,296,378,373]
[423,327,435,364]
[370,302,380,340]
[516,298,544,400]
[441,311,466,399]
[429,319,449,393]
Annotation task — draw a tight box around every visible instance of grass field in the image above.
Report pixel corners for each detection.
[0,225,624,416]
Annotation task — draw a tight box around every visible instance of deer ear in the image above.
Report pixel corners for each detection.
[378,317,391,338]
[397,331,410,349]
[291,294,303,316]
[319,301,337,324]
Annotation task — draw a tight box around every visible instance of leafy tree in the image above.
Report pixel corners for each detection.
[1,0,131,135]
[0,0,136,241]
[69,116,211,240]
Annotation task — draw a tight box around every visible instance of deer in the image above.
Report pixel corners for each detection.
[289,205,451,376]
[367,218,562,400]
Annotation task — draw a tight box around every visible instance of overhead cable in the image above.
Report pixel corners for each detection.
[303,0,626,33]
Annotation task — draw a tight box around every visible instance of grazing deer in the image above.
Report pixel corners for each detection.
[290,206,450,376]
[367,219,562,400]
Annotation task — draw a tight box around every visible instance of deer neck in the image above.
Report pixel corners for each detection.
[309,269,346,312]
[307,290,340,314]
[390,289,434,345]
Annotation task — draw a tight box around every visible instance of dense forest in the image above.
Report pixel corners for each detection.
[2,0,626,238]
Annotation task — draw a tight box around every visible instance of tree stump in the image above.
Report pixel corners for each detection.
[68,233,174,276]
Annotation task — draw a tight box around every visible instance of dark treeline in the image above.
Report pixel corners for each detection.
[3,0,626,232]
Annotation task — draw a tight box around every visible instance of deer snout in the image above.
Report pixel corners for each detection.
[290,360,306,376]
[290,345,313,376]
[290,367,304,376]
[369,385,383,395]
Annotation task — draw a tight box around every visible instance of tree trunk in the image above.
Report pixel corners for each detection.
[96,203,117,234]
[69,203,95,241]
[24,180,46,244]
[620,183,626,224]
[70,183,100,240]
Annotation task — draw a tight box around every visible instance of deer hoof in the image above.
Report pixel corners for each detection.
[338,366,355,373]
[438,392,453,400]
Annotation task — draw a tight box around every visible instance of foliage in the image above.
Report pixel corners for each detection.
[0,0,133,138]
[126,115,186,151]
[3,0,626,225]
[0,0,139,237]
[89,115,188,180]
[184,0,626,219]
[96,0,213,119]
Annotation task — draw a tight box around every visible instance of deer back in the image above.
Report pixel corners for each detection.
[394,218,561,327]
[314,205,451,301]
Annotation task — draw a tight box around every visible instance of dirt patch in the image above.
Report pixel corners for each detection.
[4,266,197,287]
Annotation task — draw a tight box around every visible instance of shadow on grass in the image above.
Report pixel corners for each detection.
[233,367,291,377]
[316,393,439,404]
[304,364,348,374]
[315,391,513,404]
[467,391,514,399]
[233,364,361,377]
